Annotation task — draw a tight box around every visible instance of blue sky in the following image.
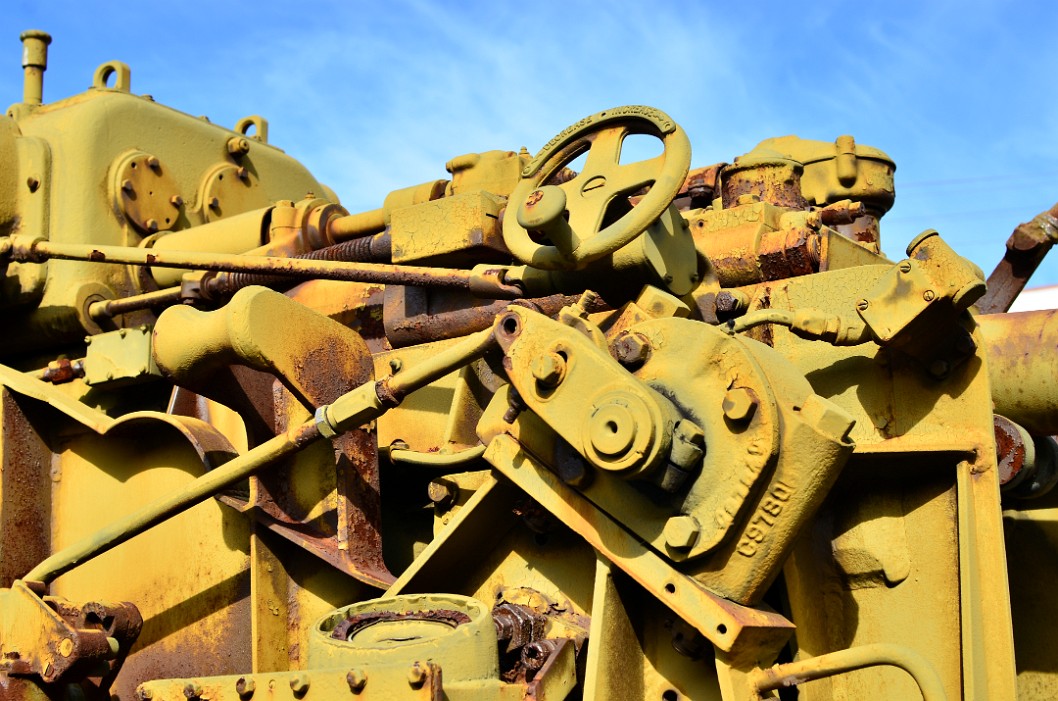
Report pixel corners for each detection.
[6,1,1058,286]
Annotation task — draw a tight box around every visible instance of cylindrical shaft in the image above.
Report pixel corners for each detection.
[980,309,1058,436]
[12,237,472,290]
[20,30,51,106]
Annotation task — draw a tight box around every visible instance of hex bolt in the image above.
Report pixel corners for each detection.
[183,683,203,699]
[407,662,427,689]
[428,480,457,510]
[289,673,309,695]
[170,195,183,208]
[227,136,251,155]
[664,515,700,550]
[235,677,255,698]
[121,179,134,194]
[531,351,566,388]
[346,669,367,693]
[722,387,758,423]
[674,419,705,449]
[613,333,649,366]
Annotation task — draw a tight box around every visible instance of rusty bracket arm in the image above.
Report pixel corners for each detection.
[976,202,1058,313]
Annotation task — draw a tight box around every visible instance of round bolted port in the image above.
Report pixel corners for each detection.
[588,404,636,456]
[664,515,700,550]
[722,387,758,423]
[531,351,566,388]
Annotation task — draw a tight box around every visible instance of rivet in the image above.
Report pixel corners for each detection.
[289,673,309,695]
[346,669,367,693]
[407,662,427,689]
[235,677,256,698]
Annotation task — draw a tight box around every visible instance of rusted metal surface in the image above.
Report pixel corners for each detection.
[5,238,477,290]
[383,287,610,347]
[994,415,1029,487]
[204,233,392,298]
[977,202,1058,314]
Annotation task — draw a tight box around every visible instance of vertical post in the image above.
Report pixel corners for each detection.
[19,30,51,106]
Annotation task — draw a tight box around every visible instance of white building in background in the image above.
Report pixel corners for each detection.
[1009,285,1058,312]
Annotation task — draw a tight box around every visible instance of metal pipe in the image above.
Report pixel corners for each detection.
[980,309,1058,435]
[327,208,387,241]
[751,643,947,701]
[88,286,183,321]
[8,236,473,290]
[20,30,51,106]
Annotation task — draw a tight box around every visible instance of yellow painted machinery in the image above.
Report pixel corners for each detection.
[1,29,1057,701]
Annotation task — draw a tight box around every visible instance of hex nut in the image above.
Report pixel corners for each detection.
[722,387,758,423]
[531,351,566,387]
[664,515,700,550]
[613,333,650,365]
[407,662,427,689]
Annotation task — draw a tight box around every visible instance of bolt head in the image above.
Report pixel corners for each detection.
[346,670,367,693]
[407,662,427,689]
[855,299,870,312]
[899,260,912,273]
[531,351,566,387]
[427,480,457,509]
[235,677,255,698]
[145,218,159,232]
[121,178,134,193]
[923,289,936,302]
[170,195,184,208]
[146,156,160,169]
[722,387,758,423]
[612,333,649,365]
[289,674,309,694]
[664,515,700,550]
[208,197,220,209]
